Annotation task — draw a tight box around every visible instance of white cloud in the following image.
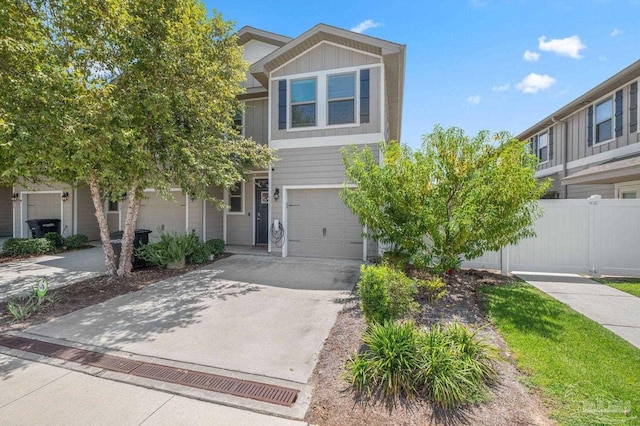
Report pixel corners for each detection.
[610,28,622,37]
[538,35,586,59]
[467,95,481,105]
[350,19,381,34]
[516,73,556,94]
[523,50,540,62]
[492,83,510,92]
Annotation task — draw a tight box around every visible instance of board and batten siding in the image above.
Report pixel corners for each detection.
[205,186,224,241]
[225,180,253,245]
[75,185,100,240]
[242,39,280,90]
[244,99,268,145]
[534,123,564,172]
[270,144,379,255]
[0,186,13,236]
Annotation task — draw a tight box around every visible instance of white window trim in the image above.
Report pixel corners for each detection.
[226,181,245,215]
[593,94,615,146]
[615,180,640,199]
[289,77,318,129]
[537,131,549,165]
[276,64,377,132]
[327,71,357,126]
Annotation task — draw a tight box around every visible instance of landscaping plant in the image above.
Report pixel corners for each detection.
[1,238,55,257]
[136,232,199,268]
[63,234,89,249]
[341,126,549,273]
[357,264,419,325]
[205,238,226,256]
[6,279,54,321]
[187,242,213,265]
[43,232,64,249]
[416,277,447,304]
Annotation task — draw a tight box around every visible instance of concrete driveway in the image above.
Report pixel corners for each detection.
[0,244,105,301]
[1,255,359,420]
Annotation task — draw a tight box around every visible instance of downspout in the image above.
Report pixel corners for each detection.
[551,116,568,198]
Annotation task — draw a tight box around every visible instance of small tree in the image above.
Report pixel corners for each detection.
[341,125,549,273]
[0,0,273,276]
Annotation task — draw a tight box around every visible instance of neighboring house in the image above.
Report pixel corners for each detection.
[518,59,640,199]
[7,24,406,261]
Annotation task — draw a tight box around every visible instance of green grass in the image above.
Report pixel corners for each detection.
[597,278,640,298]
[480,282,640,425]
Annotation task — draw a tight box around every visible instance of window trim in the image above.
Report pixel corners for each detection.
[615,180,640,199]
[107,200,119,213]
[227,182,245,215]
[278,65,375,132]
[593,95,614,146]
[327,72,356,126]
[537,131,549,164]
[289,77,317,129]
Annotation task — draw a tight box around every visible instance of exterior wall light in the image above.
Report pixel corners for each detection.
[61,192,69,202]
[11,193,19,202]
[273,187,280,201]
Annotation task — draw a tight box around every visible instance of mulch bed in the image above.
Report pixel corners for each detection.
[0,254,229,333]
[304,269,554,426]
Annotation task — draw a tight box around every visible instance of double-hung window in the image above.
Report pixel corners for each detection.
[229,182,243,213]
[327,73,356,125]
[291,78,316,127]
[595,97,613,143]
[537,132,548,162]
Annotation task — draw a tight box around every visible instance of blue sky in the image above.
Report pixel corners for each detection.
[204,0,639,148]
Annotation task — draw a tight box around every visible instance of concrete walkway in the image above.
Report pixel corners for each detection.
[0,244,105,301]
[516,272,640,349]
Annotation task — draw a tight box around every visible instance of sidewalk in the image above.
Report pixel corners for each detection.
[0,353,305,426]
[516,272,640,349]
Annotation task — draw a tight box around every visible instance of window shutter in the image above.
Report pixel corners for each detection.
[548,127,554,160]
[532,135,539,159]
[278,80,287,130]
[630,82,638,133]
[360,69,370,124]
[587,105,594,147]
[615,89,623,137]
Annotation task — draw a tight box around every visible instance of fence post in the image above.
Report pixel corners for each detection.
[500,246,509,276]
[587,195,600,277]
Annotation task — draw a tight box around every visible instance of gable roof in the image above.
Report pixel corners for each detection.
[236,26,291,47]
[517,59,640,141]
[248,23,406,141]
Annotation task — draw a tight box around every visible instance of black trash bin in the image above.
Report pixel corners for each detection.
[25,219,61,238]
[109,229,152,269]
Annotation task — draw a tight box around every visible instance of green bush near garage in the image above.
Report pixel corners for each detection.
[2,238,55,256]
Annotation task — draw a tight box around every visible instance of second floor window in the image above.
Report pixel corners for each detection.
[328,73,355,125]
[538,132,548,162]
[291,78,316,127]
[595,97,613,143]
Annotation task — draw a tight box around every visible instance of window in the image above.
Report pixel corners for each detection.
[108,200,119,212]
[538,132,548,162]
[233,110,243,134]
[229,183,243,213]
[327,73,355,125]
[595,97,613,143]
[291,78,316,127]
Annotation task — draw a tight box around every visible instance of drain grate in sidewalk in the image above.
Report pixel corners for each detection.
[0,334,298,407]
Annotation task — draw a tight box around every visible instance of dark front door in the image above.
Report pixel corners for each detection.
[255,179,269,244]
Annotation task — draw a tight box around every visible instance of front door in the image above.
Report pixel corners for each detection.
[255,179,269,244]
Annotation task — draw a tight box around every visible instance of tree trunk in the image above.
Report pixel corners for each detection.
[117,187,142,277]
[88,176,117,276]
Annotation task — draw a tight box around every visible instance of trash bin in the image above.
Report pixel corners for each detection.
[109,229,152,269]
[26,219,61,238]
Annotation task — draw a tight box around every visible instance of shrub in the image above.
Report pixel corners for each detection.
[345,321,498,409]
[44,232,64,249]
[357,264,419,324]
[2,238,55,256]
[205,238,225,255]
[187,242,213,264]
[346,320,420,399]
[136,232,198,268]
[64,234,89,249]
[416,277,447,304]
[6,279,54,320]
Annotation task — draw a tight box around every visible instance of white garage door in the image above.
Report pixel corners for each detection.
[287,188,363,260]
[137,192,186,240]
[25,193,61,237]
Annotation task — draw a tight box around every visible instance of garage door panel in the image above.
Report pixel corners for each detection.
[287,189,363,260]
[137,193,186,240]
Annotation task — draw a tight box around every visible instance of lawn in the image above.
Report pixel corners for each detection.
[480,282,640,425]
[597,277,640,298]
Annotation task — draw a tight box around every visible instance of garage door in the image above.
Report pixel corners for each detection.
[137,192,186,240]
[25,193,61,237]
[287,188,363,260]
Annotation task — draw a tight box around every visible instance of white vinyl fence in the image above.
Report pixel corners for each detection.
[462,197,640,277]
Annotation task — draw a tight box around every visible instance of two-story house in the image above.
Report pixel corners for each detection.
[518,59,640,199]
[7,24,406,262]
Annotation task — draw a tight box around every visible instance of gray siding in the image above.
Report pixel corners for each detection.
[271,65,381,141]
[535,123,564,171]
[226,180,252,245]
[0,186,12,236]
[187,198,203,239]
[244,99,268,145]
[75,185,100,240]
[271,144,379,254]
[205,186,224,241]
[566,183,614,199]
[272,42,381,77]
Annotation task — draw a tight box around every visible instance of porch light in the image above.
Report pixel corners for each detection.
[273,188,280,202]
[61,192,69,202]
[11,193,19,202]
[120,193,127,201]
